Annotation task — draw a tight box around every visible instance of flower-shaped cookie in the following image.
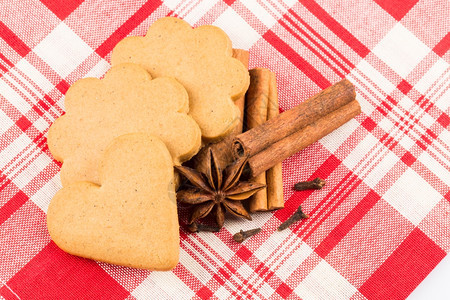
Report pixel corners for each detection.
[48,63,201,186]
[47,133,179,270]
[112,17,249,141]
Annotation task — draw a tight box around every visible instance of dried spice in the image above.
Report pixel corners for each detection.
[176,149,265,228]
[294,178,326,191]
[277,205,309,231]
[233,228,261,243]
[188,222,220,233]
[233,79,356,159]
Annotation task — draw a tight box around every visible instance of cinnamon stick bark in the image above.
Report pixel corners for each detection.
[246,69,270,212]
[188,49,249,173]
[233,79,355,159]
[266,71,284,210]
[244,100,361,178]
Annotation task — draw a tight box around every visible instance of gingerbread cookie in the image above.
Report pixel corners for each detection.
[48,63,201,186]
[111,17,249,141]
[47,133,179,270]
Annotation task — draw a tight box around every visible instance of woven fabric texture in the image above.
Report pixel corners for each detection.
[0,0,449,299]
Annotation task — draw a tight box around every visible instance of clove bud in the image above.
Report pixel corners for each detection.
[294,178,326,191]
[233,228,261,243]
[278,206,309,231]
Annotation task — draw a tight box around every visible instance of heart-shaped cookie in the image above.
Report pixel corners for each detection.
[47,133,179,270]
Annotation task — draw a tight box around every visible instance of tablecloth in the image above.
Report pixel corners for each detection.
[0,0,449,299]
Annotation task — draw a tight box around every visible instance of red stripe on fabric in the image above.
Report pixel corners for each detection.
[424,101,433,114]
[421,133,432,145]
[263,30,331,89]
[416,140,427,150]
[298,0,370,58]
[359,228,446,300]
[33,132,48,152]
[5,241,130,299]
[233,258,279,298]
[295,155,346,222]
[233,247,287,297]
[386,95,397,106]
[282,14,349,74]
[171,264,202,293]
[0,22,31,57]
[376,106,388,116]
[15,116,32,132]
[416,94,428,107]
[397,80,413,95]
[361,117,377,132]
[401,152,417,166]
[0,286,18,300]
[315,190,381,257]
[212,263,236,285]
[309,154,343,181]
[41,0,84,20]
[96,0,162,58]
[43,95,56,106]
[278,19,345,77]
[275,155,342,220]
[0,174,9,193]
[426,128,438,140]
[32,105,44,116]
[302,176,362,241]
[388,140,398,151]
[180,231,254,296]
[196,286,213,299]
[299,171,353,227]
[34,98,53,116]
[262,266,275,282]
[374,0,419,21]
[381,100,393,111]
[445,191,450,203]
[437,113,450,128]
[275,191,307,221]
[211,271,225,286]
[223,0,237,5]
[276,282,293,298]
[255,264,272,280]
[0,63,7,73]
[55,80,70,94]
[291,172,354,237]
[0,52,13,67]
[235,246,252,262]
[433,32,450,57]
[0,190,28,225]
[289,9,354,68]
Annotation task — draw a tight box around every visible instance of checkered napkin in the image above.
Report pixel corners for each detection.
[1,0,449,299]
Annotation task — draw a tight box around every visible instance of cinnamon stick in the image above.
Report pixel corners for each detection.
[233,79,355,159]
[189,49,249,173]
[266,71,284,210]
[246,68,270,212]
[244,100,361,178]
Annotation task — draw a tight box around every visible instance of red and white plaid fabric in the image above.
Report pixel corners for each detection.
[1,0,449,299]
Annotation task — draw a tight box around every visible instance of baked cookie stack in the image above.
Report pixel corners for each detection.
[46,17,249,270]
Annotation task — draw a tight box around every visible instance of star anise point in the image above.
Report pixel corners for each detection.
[176,149,263,228]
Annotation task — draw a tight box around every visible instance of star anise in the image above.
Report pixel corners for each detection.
[175,149,265,228]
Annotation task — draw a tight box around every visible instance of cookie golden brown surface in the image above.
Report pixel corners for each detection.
[47,63,201,186]
[47,133,179,270]
[111,17,249,141]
